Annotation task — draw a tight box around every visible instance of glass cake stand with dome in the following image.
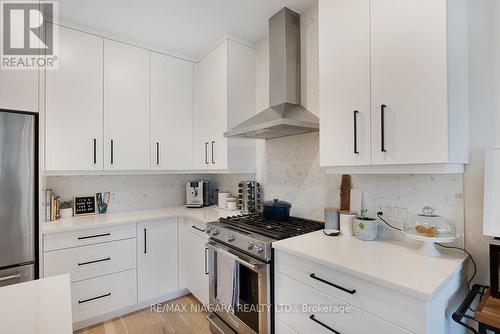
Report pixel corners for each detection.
[403,206,458,257]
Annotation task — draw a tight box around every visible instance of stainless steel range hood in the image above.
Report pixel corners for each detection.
[224,7,319,139]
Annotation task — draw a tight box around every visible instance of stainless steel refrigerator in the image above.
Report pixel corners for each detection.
[0,110,37,287]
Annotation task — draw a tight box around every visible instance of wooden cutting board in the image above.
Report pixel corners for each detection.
[340,175,351,211]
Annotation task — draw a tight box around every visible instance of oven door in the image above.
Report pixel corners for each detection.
[206,240,270,334]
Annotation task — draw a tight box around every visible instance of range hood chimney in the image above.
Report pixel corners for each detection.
[224,7,319,139]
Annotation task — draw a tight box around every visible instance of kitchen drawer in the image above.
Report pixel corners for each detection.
[44,238,136,282]
[276,272,412,334]
[44,224,136,251]
[275,250,424,332]
[71,269,137,323]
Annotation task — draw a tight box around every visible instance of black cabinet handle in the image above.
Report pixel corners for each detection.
[211,141,215,164]
[110,139,114,164]
[93,138,97,164]
[156,142,160,165]
[78,292,111,304]
[381,104,387,152]
[192,225,206,233]
[204,247,209,275]
[205,142,209,164]
[310,315,341,334]
[78,233,110,240]
[78,257,111,266]
[310,273,356,294]
[144,228,147,254]
[353,110,359,154]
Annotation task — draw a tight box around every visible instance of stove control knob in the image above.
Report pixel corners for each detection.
[206,227,212,235]
[247,243,254,250]
[226,234,235,242]
[211,229,219,236]
[255,244,264,253]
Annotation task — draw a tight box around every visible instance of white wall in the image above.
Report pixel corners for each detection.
[464,0,500,284]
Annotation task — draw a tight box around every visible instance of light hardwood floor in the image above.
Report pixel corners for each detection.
[74,294,211,334]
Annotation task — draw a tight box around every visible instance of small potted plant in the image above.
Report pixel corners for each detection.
[60,201,73,219]
[353,209,378,241]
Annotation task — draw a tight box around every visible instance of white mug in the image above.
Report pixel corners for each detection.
[340,211,356,236]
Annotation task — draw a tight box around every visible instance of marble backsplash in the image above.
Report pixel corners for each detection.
[45,174,217,213]
[212,132,465,242]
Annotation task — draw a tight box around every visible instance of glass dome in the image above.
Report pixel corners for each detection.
[404,206,456,238]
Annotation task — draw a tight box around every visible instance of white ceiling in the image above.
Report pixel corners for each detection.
[57,0,316,58]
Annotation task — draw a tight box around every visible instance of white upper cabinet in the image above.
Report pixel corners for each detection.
[0,71,38,113]
[45,26,103,171]
[319,0,469,173]
[104,40,150,170]
[319,0,371,166]
[194,38,256,171]
[150,52,194,170]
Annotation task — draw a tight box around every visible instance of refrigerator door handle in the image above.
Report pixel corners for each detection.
[0,273,21,282]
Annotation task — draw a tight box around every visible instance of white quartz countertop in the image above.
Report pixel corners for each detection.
[41,206,239,234]
[0,274,72,334]
[272,231,467,300]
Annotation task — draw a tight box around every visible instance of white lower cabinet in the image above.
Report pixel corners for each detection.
[137,219,179,303]
[275,250,463,334]
[179,220,209,305]
[276,272,411,334]
[43,218,212,328]
[71,269,137,323]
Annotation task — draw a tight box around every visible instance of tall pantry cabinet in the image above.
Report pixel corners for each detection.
[319,0,469,173]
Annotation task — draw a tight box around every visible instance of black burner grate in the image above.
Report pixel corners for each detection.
[219,213,324,240]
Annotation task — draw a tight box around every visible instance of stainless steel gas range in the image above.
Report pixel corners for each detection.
[205,213,324,334]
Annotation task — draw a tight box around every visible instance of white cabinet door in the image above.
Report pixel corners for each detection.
[150,52,194,170]
[45,26,103,170]
[0,70,38,112]
[194,41,228,169]
[319,0,371,166]
[186,227,209,305]
[370,0,448,165]
[104,40,150,170]
[137,219,178,303]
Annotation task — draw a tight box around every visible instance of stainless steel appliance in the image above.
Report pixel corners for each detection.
[224,8,319,139]
[206,213,324,333]
[237,181,261,214]
[0,110,37,287]
[186,180,210,208]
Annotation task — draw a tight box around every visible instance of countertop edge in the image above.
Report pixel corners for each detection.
[272,243,465,301]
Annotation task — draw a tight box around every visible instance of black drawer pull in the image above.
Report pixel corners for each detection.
[381,104,387,152]
[93,138,97,164]
[353,110,359,154]
[78,292,111,304]
[204,247,209,275]
[192,225,206,233]
[78,257,111,266]
[77,233,111,240]
[310,315,341,334]
[310,273,356,294]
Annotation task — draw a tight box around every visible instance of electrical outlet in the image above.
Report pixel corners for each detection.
[392,207,400,218]
[385,206,392,217]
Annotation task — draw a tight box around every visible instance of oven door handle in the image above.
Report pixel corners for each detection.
[205,242,261,271]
